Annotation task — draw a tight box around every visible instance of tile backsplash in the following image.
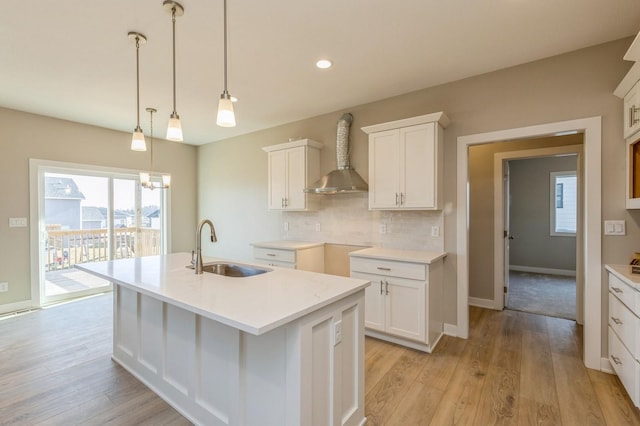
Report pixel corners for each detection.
[282,192,443,251]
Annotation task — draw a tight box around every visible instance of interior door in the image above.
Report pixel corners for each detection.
[503,161,512,308]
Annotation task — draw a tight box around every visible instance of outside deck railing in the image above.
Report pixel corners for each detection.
[45,227,161,271]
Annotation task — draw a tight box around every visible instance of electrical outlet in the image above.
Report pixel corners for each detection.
[334,320,342,345]
[379,224,387,234]
[0,282,8,292]
[315,223,321,232]
[283,222,289,232]
[431,226,440,237]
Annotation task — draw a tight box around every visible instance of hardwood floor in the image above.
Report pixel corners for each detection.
[1,294,638,425]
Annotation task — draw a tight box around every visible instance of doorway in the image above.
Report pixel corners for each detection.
[501,153,580,320]
[456,116,602,370]
[29,159,169,306]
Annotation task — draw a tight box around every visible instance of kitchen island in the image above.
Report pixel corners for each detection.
[77,253,369,426]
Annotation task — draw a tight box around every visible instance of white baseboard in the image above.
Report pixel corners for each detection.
[509,265,576,277]
[443,323,458,337]
[600,357,614,374]
[469,296,498,310]
[0,300,37,316]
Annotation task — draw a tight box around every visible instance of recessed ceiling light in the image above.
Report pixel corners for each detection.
[316,59,332,69]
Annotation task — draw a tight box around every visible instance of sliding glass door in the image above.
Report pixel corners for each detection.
[33,161,168,305]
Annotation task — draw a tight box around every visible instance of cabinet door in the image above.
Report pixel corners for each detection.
[385,277,425,342]
[285,146,306,210]
[400,123,436,209]
[625,81,640,139]
[351,272,385,331]
[267,150,288,210]
[369,130,400,209]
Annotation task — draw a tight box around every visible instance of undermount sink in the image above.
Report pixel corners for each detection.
[187,262,271,277]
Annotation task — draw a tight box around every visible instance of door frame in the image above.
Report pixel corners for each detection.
[493,145,584,325]
[456,116,601,370]
[29,158,171,308]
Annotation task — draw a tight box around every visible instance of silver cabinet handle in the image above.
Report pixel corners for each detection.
[284,197,288,207]
[266,253,276,257]
[611,287,623,294]
[377,267,391,271]
[380,280,383,295]
[395,193,399,206]
[385,279,389,295]
[400,192,404,206]
[631,106,640,126]
[611,355,623,365]
[611,316,623,325]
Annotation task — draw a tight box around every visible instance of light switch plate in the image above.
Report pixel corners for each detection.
[0,282,8,292]
[9,217,27,228]
[604,220,625,236]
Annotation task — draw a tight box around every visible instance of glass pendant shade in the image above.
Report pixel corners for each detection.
[166,114,183,141]
[140,172,151,186]
[216,96,236,127]
[131,127,147,151]
[162,175,171,188]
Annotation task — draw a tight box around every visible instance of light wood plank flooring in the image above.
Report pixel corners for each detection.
[1,294,639,425]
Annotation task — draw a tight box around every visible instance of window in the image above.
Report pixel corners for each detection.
[550,171,577,236]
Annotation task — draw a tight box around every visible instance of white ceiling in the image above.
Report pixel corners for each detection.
[2,1,639,145]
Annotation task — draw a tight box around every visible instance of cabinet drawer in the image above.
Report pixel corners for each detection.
[253,247,296,263]
[254,258,295,269]
[609,327,640,406]
[350,257,425,281]
[609,294,640,358]
[609,273,639,312]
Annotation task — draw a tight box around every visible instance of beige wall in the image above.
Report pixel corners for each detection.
[468,134,582,300]
[199,37,635,335]
[0,107,197,307]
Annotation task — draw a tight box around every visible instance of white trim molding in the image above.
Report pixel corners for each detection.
[468,297,497,310]
[509,265,576,277]
[457,116,602,370]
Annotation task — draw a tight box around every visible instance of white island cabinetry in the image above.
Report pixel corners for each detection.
[605,264,640,408]
[349,248,446,353]
[78,253,369,426]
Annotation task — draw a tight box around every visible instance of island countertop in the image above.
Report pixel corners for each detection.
[77,252,370,336]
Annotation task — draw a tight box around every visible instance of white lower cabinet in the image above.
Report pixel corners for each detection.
[252,241,324,272]
[606,265,640,408]
[350,248,445,353]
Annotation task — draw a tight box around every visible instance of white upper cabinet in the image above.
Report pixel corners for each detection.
[362,112,448,210]
[262,139,322,211]
[624,80,640,139]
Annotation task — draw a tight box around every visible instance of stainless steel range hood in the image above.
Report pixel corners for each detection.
[304,113,368,194]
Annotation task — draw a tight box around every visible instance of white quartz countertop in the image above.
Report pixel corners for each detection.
[606,264,640,291]
[349,247,447,264]
[251,240,324,250]
[77,253,369,335]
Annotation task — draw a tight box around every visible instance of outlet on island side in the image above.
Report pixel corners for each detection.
[334,320,342,346]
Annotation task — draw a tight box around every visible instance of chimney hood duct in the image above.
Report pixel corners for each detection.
[304,113,368,194]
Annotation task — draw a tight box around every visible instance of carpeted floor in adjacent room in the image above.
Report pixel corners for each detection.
[507,271,576,320]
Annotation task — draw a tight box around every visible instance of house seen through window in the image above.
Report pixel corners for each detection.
[550,171,577,235]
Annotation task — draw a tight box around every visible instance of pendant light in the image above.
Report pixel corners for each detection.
[216,0,236,127]
[129,32,147,151]
[140,107,171,190]
[163,1,185,141]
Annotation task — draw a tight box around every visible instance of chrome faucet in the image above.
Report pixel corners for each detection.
[192,219,217,274]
